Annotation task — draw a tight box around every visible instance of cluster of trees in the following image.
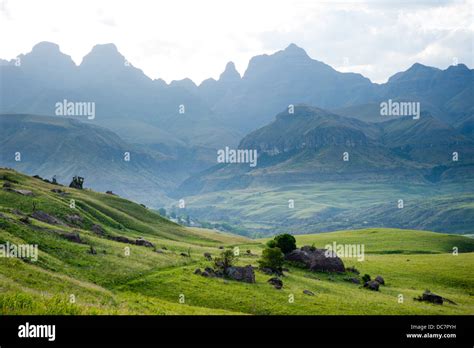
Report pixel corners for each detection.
[258,234,297,272]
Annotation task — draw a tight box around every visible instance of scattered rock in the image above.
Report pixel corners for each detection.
[267,277,283,289]
[346,266,360,274]
[415,290,443,304]
[162,246,168,250]
[364,280,380,291]
[106,190,117,196]
[225,265,255,283]
[64,214,83,226]
[344,277,361,284]
[201,271,210,277]
[375,275,385,285]
[110,235,135,244]
[155,249,164,254]
[61,232,83,244]
[4,188,34,196]
[194,268,202,275]
[303,289,315,296]
[51,188,66,195]
[135,237,155,248]
[91,224,105,235]
[285,246,345,273]
[204,252,212,260]
[414,290,458,305]
[180,252,188,257]
[204,267,216,277]
[88,246,97,254]
[2,182,12,188]
[218,246,224,249]
[30,211,65,225]
[19,216,31,224]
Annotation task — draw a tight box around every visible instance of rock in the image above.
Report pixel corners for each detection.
[88,246,97,254]
[135,238,155,248]
[19,216,31,224]
[2,182,12,188]
[416,291,444,305]
[346,266,360,274]
[162,246,168,250]
[5,188,34,196]
[344,277,361,284]
[30,211,65,225]
[155,249,164,254]
[218,246,224,249]
[267,277,283,289]
[303,289,315,296]
[364,280,380,291]
[285,246,345,273]
[180,252,188,257]
[106,191,117,195]
[225,265,255,283]
[204,252,212,260]
[61,232,82,243]
[65,214,83,226]
[375,275,385,285]
[91,224,105,235]
[110,235,135,244]
[201,271,210,277]
[51,188,66,195]
[194,268,202,275]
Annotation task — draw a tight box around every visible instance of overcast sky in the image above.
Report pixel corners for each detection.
[0,0,472,84]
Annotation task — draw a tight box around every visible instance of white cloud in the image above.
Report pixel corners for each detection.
[0,0,471,84]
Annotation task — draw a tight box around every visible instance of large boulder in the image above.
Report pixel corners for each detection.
[417,291,444,304]
[225,265,256,283]
[375,275,385,285]
[30,211,65,226]
[285,246,345,273]
[135,237,155,248]
[364,280,380,291]
[267,277,283,289]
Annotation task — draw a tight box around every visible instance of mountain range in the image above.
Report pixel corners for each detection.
[1,42,473,234]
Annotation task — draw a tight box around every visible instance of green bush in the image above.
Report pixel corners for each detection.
[274,234,297,254]
[258,247,285,271]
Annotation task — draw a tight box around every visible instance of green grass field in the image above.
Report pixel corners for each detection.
[1,169,473,315]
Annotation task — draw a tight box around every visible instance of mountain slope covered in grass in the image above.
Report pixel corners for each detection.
[0,169,473,315]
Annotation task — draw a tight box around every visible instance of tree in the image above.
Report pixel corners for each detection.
[214,249,236,271]
[258,247,285,271]
[274,234,296,254]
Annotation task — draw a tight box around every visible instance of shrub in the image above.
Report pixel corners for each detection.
[274,234,297,254]
[258,247,285,271]
[362,274,371,283]
[266,239,277,248]
[214,249,236,271]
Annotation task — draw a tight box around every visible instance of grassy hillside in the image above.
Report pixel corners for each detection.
[1,169,473,315]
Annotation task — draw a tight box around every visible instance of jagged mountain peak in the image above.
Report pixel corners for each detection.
[219,61,241,82]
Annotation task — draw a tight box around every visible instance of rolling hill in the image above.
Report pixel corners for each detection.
[0,168,473,315]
